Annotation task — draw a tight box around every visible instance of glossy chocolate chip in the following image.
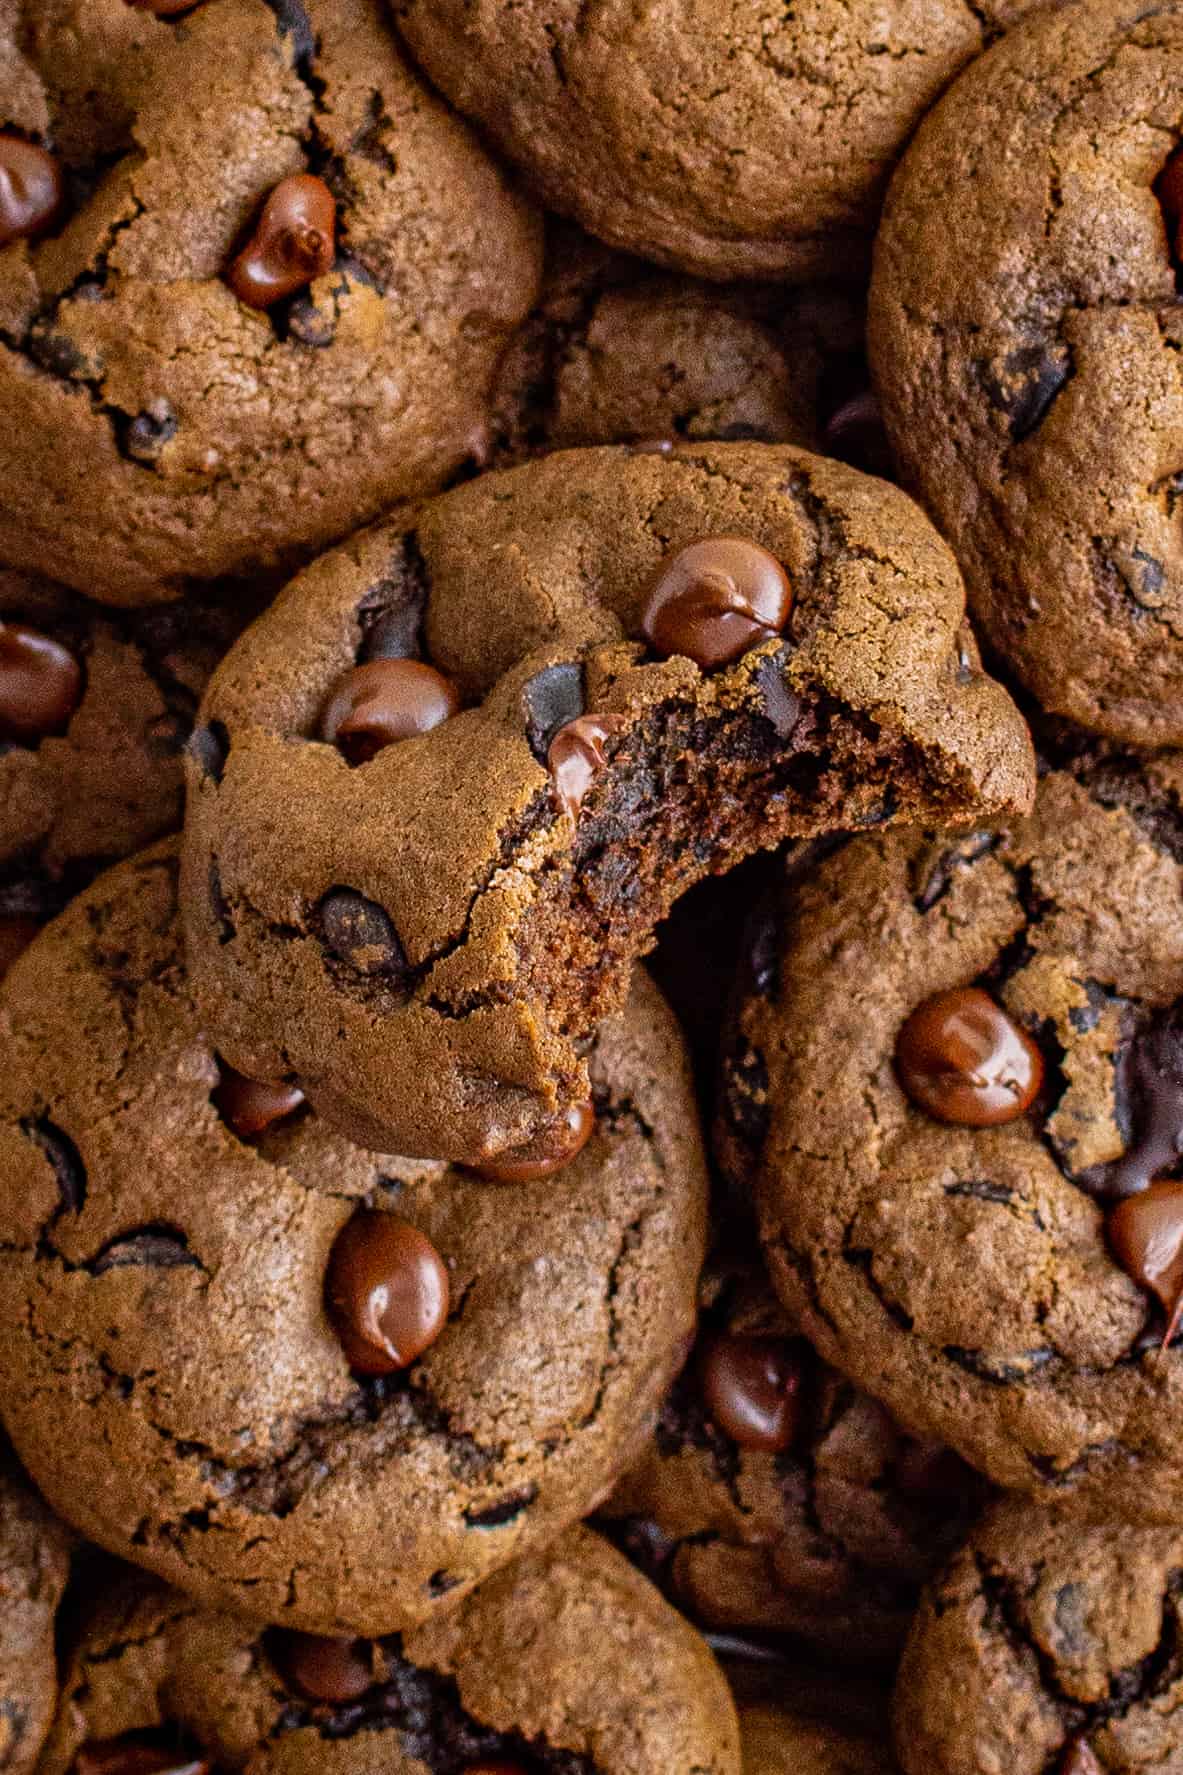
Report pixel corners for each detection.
[0,914,40,981]
[227,173,335,310]
[0,623,82,741]
[473,1100,595,1183]
[1107,1181,1183,1346]
[1083,1006,1183,1200]
[822,388,893,479]
[522,660,585,763]
[211,1062,304,1140]
[547,713,627,824]
[325,1210,449,1375]
[894,986,1043,1128]
[641,536,792,670]
[73,1741,211,1775]
[1059,1738,1104,1775]
[700,1333,804,1453]
[320,658,461,766]
[318,889,408,979]
[0,135,63,247]
[272,1629,374,1702]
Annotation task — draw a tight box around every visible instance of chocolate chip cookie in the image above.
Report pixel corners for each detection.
[38,1530,741,1775]
[742,1707,896,1775]
[0,840,707,1635]
[0,1443,72,1775]
[724,755,1183,1518]
[391,0,1042,282]
[894,1499,1183,1775]
[0,566,250,977]
[869,0,1183,745]
[0,0,540,605]
[602,1244,985,1662]
[182,441,1035,1162]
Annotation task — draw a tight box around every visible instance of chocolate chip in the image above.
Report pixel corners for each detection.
[753,654,802,739]
[699,1333,805,1453]
[894,986,1044,1127]
[324,1210,450,1375]
[976,342,1072,443]
[522,661,586,763]
[0,622,83,742]
[88,1226,202,1275]
[1107,1181,1183,1345]
[270,1629,375,1703]
[1080,1005,1183,1200]
[211,1062,304,1140]
[227,174,336,310]
[463,1485,538,1528]
[23,1117,86,1214]
[472,1100,595,1183]
[72,1738,211,1775]
[0,134,63,247]
[261,0,317,67]
[547,713,627,824]
[821,387,894,478]
[1158,144,1183,268]
[320,658,460,765]
[359,607,420,664]
[187,720,229,784]
[641,536,793,670]
[122,399,178,463]
[317,889,408,980]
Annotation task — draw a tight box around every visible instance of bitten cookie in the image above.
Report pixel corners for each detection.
[391,0,1042,282]
[894,1500,1183,1775]
[602,1245,984,1662]
[182,441,1035,1162]
[0,841,706,1635]
[0,566,249,977]
[722,755,1183,1519]
[0,1444,72,1775]
[0,0,540,605]
[38,1530,741,1775]
[743,1706,896,1775]
[870,0,1183,745]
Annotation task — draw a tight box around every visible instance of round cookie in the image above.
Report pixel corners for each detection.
[0,566,250,976]
[894,1500,1183,1775]
[0,0,540,605]
[602,1245,984,1662]
[390,0,1043,283]
[38,1530,741,1775]
[0,1443,72,1775]
[181,440,1035,1162]
[723,755,1183,1519]
[742,1706,896,1775]
[869,0,1183,745]
[0,841,707,1635]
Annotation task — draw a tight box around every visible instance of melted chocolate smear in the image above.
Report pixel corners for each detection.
[1079,1004,1183,1201]
[522,662,586,764]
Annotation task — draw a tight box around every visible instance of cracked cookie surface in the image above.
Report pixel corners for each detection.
[0,0,540,605]
[869,0,1183,745]
[722,758,1183,1518]
[0,840,707,1635]
[391,0,1044,282]
[37,1529,741,1775]
[181,440,1034,1162]
[894,1499,1183,1775]
[0,1444,71,1775]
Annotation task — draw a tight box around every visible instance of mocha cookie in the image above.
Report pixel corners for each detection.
[743,1707,896,1775]
[0,841,706,1636]
[38,1530,741,1775]
[0,566,250,978]
[602,1245,984,1662]
[391,0,1042,282]
[0,0,540,606]
[894,1500,1183,1775]
[723,755,1183,1519]
[870,0,1183,745]
[181,440,1035,1162]
[0,1443,72,1775]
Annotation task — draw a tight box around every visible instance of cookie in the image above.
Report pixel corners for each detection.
[0,565,250,977]
[488,223,873,466]
[181,440,1035,1162]
[602,1244,984,1663]
[0,0,540,606]
[724,755,1183,1519]
[869,0,1183,745]
[0,841,707,1635]
[37,1529,741,1775]
[390,0,1042,283]
[894,1499,1183,1775]
[0,1443,72,1775]
[742,1706,896,1775]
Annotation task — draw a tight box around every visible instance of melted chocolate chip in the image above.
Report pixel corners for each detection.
[227,173,335,309]
[1107,1181,1183,1345]
[1081,1005,1183,1201]
[24,1117,86,1213]
[547,713,627,824]
[472,1100,595,1184]
[123,398,178,462]
[325,1210,449,1376]
[73,1740,211,1775]
[977,342,1072,443]
[0,135,63,247]
[271,1629,375,1703]
[1059,1737,1104,1775]
[187,720,229,784]
[211,1062,304,1140]
[0,914,40,981]
[641,536,793,670]
[821,387,893,478]
[753,654,802,739]
[1158,145,1183,265]
[522,661,586,763]
[0,622,83,741]
[894,987,1044,1128]
[699,1333,804,1453]
[320,659,460,766]
[89,1226,201,1275]
[317,889,408,980]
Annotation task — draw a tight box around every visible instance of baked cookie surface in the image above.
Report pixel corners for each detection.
[0,1445,72,1775]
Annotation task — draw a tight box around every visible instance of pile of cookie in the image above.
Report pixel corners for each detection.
[1,0,1180,1770]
